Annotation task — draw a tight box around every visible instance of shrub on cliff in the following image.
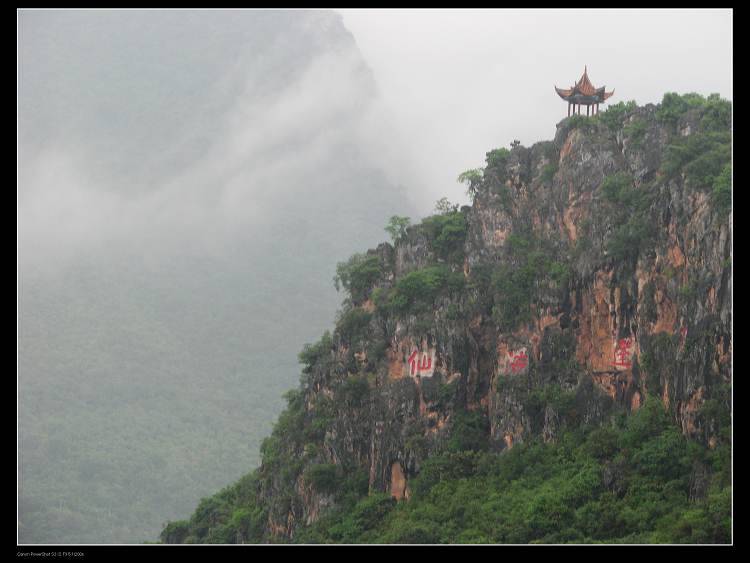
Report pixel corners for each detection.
[540,163,558,185]
[599,172,656,266]
[661,130,731,191]
[305,464,340,494]
[601,172,637,205]
[491,262,534,330]
[711,163,732,215]
[334,253,383,302]
[597,100,637,132]
[160,519,190,544]
[485,147,510,169]
[337,375,370,407]
[656,92,715,126]
[559,114,594,137]
[326,494,396,543]
[335,308,372,348]
[447,410,490,453]
[418,210,468,263]
[657,92,731,140]
[490,237,564,330]
[700,93,732,132]
[384,215,411,243]
[298,331,334,374]
[458,168,484,201]
[623,118,648,148]
[434,197,460,214]
[378,264,464,316]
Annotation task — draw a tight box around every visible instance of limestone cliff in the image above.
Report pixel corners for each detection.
[161,95,731,544]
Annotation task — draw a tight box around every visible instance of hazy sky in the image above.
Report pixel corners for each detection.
[339,8,732,208]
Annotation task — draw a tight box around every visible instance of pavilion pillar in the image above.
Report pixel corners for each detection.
[567,103,570,117]
[587,105,590,116]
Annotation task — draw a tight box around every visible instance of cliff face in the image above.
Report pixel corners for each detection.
[459,104,732,448]
[162,96,731,544]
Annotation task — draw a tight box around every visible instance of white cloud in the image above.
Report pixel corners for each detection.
[18,38,408,269]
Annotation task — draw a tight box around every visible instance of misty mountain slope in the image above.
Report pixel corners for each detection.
[18,10,414,544]
[19,10,360,191]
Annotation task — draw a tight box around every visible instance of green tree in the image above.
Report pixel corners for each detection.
[597,100,637,131]
[447,410,490,452]
[334,253,382,302]
[385,215,411,243]
[711,163,731,214]
[305,464,340,494]
[458,168,483,200]
[485,147,510,169]
[418,211,468,263]
[434,197,459,214]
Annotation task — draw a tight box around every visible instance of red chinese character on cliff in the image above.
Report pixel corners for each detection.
[613,338,633,370]
[408,350,432,376]
[509,350,528,374]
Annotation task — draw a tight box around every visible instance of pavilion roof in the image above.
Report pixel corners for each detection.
[555,67,614,102]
